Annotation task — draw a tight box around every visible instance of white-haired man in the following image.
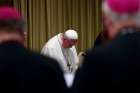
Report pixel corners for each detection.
[41,29,78,74]
[73,0,140,93]
[103,0,140,40]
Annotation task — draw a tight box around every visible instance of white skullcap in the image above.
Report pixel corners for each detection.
[64,29,78,40]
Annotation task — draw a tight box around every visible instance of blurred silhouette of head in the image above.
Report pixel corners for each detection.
[103,0,140,40]
[0,6,26,45]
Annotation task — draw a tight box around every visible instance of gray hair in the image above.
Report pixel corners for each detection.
[102,1,140,25]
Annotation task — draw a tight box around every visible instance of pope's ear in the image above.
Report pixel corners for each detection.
[61,33,64,37]
[61,33,66,40]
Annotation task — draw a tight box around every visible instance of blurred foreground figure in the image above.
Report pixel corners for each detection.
[0,6,67,93]
[73,0,140,93]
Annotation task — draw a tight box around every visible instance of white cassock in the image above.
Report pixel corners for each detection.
[41,33,78,74]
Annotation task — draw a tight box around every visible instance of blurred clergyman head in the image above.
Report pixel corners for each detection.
[103,0,140,40]
[62,29,78,48]
[0,6,26,45]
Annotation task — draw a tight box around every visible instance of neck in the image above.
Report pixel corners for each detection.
[0,32,24,46]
